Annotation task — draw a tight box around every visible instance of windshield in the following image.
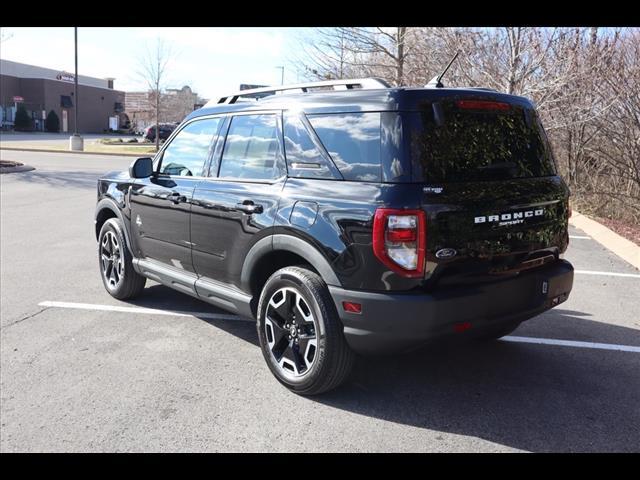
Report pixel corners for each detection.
[407,100,557,183]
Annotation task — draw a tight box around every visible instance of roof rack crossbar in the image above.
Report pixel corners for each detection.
[207,78,391,106]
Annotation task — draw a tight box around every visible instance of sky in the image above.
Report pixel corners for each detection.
[0,27,314,100]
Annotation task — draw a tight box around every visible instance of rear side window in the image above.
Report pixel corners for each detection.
[219,114,282,180]
[407,100,557,183]
[283,113,339,180]
[307,112,381,182]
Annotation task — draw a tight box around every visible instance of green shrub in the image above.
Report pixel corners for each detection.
[14,104,31,131]
[45,110,60,132]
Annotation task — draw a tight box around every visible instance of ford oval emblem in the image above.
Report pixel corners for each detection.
[436,248,457,259]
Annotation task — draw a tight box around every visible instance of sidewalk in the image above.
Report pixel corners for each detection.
[570,211,640,270]
[0,132,156,157]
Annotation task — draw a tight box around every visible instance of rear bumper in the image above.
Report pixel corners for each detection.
[330,260,574,355]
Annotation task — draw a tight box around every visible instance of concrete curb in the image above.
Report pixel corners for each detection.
[570,211,640,271]
[0,146,144,158]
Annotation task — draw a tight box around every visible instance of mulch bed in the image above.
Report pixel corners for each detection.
[594,216,640,246]
[0,160,23,168]
[0,160,35,174]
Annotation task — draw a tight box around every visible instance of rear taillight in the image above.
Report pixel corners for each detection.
[372,208,426,278]
[456,100,511,111]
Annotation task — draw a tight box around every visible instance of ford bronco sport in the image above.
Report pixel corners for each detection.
[95,78,574,395]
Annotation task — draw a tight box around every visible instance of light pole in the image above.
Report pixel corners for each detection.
[276,66,284,85]
[69,26,83,151]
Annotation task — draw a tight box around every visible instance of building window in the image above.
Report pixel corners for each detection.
[61,95,73,108]
[114,102,124,113]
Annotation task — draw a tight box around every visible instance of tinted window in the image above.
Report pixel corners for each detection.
[160,117,221,176]
[61,95,73,108]
[284,113,338,179]
[408,101,557,183]
[307,112,381,182]
[219,114,280,180]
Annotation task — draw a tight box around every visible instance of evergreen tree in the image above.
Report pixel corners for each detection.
[14,104,31,131]
[45,110,60,132]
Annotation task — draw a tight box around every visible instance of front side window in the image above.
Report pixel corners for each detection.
[218,114,281,180]
[307,112,381,182]
[159,117,221,177]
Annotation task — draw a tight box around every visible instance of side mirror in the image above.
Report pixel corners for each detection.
[129,157,154,178]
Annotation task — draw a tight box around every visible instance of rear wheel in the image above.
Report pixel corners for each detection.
[98,218,146,300]
[256,267,355,395]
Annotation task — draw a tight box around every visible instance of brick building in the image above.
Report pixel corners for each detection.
[1,59,125,133]
[124,85,205,132]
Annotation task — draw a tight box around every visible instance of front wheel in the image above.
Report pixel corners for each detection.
[256,267,355,395]
[98,218,146,300]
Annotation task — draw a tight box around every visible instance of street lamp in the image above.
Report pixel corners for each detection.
[276,66,284,85]
[69,26,83,151]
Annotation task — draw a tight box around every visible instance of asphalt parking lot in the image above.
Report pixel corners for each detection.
[1,150,639,452]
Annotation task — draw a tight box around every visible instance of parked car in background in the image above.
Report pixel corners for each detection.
[142,123,177,142]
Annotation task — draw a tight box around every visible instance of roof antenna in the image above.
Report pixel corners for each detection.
[426,50,460,88]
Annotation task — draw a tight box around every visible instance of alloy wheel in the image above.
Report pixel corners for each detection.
[264,287,318,377]
[100,230,124,289]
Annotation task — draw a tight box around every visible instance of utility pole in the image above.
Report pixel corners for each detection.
[276,66,284,85]
[69,27,83,151]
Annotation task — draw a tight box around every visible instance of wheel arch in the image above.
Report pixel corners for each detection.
[95,198,133,251]
[241,234,341,307]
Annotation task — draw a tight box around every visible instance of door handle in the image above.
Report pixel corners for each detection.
[236,200,263,214]
[168,192,186,204]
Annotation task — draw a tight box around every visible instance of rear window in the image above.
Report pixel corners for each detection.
[307,112,381,182]
[407,100,556,183]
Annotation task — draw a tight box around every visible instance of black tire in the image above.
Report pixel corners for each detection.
[98,218,146,300]
[474,321,521,341]
[256,266,355,395]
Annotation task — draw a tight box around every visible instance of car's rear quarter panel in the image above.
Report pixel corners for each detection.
[275,178,422,291]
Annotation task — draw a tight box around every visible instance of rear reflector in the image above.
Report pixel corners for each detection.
[454,322,472,333]
[456,100,511,111]
[342,301,362,314]
[386,228,417,243]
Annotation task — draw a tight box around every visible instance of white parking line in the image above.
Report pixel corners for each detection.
[37,301,253,322]
[569,235,591,239]
[39,300,640,354]
[574,269,640,279]
[502,336,640,353]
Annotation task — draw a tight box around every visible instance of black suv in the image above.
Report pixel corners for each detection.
[142,123,177,142]
[95,78,574,395]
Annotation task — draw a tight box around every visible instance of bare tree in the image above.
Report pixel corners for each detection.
[292,28,357,80]
[293,27,416,86]
[294,26,640,226]
[586,29,640,221]
[0,27,13,44]
[138,39,173,152]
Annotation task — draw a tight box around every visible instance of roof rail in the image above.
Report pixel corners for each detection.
[206,78,392,106]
